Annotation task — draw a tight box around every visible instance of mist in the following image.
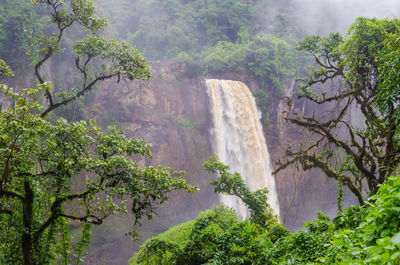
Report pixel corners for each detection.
[292,0,400,35]
[3,1,400,264]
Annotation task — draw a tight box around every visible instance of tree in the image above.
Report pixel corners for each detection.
[203,156,277,227]
[0,59,14,77]
[131,158,286,265]
[0,0,40,72]
[0,1,196,264]
[274,17,400,206]
[29,0,151,118]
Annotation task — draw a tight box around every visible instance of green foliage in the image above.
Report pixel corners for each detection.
[131,15,400,265]
[132,173,400,264]
[341,18,400,88]
[333,205,365,231]
[176,206,240,264]
[73,223,92,265]
[123,0,254,61]
[0,0,41,72]
[202,41,248,73]
[377,33,400,125]
[0,86,196,264]
[259,212,333,265]
[131,135,400,265]
[0,1,193,264]
[318,174,400,264]
[130,220,195,264]
[203,156,277,227]
[296,32,344,96]
[201,33,297,90]
[247,34,296,89]
[0,59,14,77]
[23,0,152,118]
[254,89,271,125]
[1,0,303,93]
[132,204,331,265]
[278,18,400,207]
[73,35,151,81]
[132,205,272,265]
[95,0,302,92]
[132,157,286,265]
[27,0,107,65]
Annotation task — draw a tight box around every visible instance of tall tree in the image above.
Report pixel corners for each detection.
[29,0,151,118]
[0,1,196,264]
[275,17,400,206]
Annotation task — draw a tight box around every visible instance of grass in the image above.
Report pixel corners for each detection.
[129,220,195,265]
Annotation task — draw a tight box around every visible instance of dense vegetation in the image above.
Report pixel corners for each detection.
[0,0,42,73]
[95,0,302,98]
[0,1,196,264]
[0,0,304,123]
[275,17,400,205]
[131,166,400,265]
[0,0,305,123]
[130,15,400,265]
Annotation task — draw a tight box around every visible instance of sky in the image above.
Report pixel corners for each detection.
[292,0,400,34]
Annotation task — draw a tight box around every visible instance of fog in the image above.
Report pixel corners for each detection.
[292,0,400,35]
[95,0,400,46]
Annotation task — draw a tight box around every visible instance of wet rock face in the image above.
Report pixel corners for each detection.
[84,61,356,263]
[267,86,358,230]
[85,61,219,264]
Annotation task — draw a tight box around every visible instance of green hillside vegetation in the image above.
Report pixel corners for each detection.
[0,0,303,123]
[96,0,301,91]
[275,17,400,206]
[131,171,400,265]
[0,0,43,73]
[0,0,304,122]
[0,1,196,264]
[131,15,400,265]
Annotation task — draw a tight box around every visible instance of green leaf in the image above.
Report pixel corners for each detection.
[391,232,400,245]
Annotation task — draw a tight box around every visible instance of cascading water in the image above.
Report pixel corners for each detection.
[206,79,280,218]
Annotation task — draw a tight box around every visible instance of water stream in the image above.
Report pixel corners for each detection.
[206,79,280,218]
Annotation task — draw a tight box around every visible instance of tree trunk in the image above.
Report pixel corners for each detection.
[22,181,34,265]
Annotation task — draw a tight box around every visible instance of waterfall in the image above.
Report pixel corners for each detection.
[206,79,280,218]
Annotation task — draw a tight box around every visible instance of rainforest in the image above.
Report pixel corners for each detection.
[0,0,400,264]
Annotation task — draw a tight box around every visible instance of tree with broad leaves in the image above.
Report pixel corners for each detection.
[28,0,151,118]
[203,156,277,227]
[0,1,196,264]
[274,17,400,207]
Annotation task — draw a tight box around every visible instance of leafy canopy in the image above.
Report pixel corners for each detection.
[276,17,400,205]
[132,169,400,265]
[28,0,151,118]
[0,73,196,265]
[203,156,277,227]
[0,0,194,264]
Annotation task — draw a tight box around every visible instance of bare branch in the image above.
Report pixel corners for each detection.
[0,189,24,201]
[40,73,115,117]
[59,213,106,225]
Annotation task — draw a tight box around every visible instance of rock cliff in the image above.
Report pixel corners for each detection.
[84,61,218,264]
[83,61,357,264]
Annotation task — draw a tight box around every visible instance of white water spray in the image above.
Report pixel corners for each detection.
[206,79,280,218]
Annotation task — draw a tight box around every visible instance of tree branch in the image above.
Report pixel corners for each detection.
[33,189,95,242]
[0,189,24,200]
[59,213,106,225]
[0,208,13,215]
[40,73,115,117]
